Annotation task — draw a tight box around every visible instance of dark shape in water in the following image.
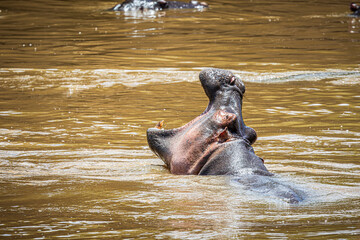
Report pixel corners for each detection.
[350,2,360,16]
[109,0,208,11]
[147,68,304,204]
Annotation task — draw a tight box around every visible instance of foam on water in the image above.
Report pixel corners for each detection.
[1,68,360,93]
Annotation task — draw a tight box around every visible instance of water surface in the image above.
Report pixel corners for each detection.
[0,0,360,239]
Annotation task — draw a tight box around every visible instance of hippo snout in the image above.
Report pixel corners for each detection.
[199,68,245,100]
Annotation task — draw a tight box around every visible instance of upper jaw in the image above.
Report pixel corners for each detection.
[199,68,245,99]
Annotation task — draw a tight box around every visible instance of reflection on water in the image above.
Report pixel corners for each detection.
[0,0,360,239]
[0,0,359,70]
[349,17,360,34]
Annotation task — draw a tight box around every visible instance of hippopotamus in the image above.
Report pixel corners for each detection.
[350,2,360,16]
[110,0,208,11]
[147,68,304,204]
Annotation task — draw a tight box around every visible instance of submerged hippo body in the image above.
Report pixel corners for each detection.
[147,68,304,203]
[110,0,208,11]
[350,2,360,16]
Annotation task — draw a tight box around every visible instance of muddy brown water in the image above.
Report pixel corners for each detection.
[0,0,360,239]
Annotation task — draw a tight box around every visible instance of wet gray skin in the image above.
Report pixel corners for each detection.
[110,0,208,11]
[350,2,360,16]
[147,68,304,203]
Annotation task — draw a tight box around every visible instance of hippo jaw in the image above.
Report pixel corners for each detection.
[147,108,238,174]
[199,68,245,103]
[199,68,257,145]
[147,68,263,175]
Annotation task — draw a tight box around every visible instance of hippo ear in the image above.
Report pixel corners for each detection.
[157,0,168,9]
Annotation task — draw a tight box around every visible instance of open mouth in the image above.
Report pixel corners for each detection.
[146,68,257,175]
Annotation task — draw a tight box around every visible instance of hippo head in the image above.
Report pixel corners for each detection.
[110,0,209,11]
[199,69,258,145]
[147,68,267,175]
[199,68,245,101]
[350,2,360,12]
